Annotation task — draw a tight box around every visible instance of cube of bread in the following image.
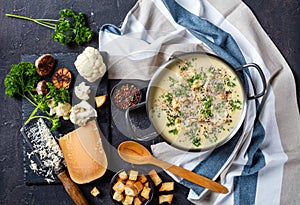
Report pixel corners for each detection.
[140,186,151,200]
[115,177,122,182]
[133,181,144,194]
[113,181,125,192]
[133,197,143,205]
[148,169,162,186]
[90,186,100,197]
[118,170,128,181]
[129,170,139,181]
[126,180,135,187]
[125,185,138,197]
[159,194,173,204]
[159,182,174,192]
[113,191,124,202]
[124,195,134,204]
[138,174,148,184]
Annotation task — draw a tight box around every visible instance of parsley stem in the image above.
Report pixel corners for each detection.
[36,20,56,28]
[24,102,42,125]
[28,115,51,121]
[6,13,56,29]
[35,18,58,22]
[6,13,32,21]
[23,94,37,107]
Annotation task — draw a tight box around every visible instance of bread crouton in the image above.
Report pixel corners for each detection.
[133,181,144,194]
[118,170,129,181]
[129,170,139,181]
[123,195,134,204]
[90,186,100,197]
[133,197,143,205]
[140,186,151,200]
[126,180,135,187]
[159,182,174,192]
[138,174,148,184]
[148,169,162,186]
[113,191,124,202]
[159,194,173,204]
[125,185,138,197]
[113,181,125,192]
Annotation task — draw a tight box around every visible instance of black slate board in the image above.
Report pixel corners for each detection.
[21,53,110,185]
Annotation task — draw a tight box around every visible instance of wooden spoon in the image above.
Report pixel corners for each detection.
[118,141,228,194]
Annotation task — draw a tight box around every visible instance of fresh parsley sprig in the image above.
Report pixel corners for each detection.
[4,62,70,130]
[6,9,93,45]
[4,62,41,101]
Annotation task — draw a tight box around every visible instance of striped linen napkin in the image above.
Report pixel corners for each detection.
[99,0,300,204]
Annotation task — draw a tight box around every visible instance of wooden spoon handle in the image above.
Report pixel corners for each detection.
[55,167,89,205]
[150,157,228,194]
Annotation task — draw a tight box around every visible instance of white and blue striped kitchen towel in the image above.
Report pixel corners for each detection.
[99,0,300,204]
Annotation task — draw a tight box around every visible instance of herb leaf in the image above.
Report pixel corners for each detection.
[6,9,93,46]
[4,62,71,130]
[168,128,178,135]
[4,62,40,97]
[52,9,93,45]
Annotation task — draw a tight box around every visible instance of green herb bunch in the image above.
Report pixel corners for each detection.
[6,9,93,45]
[4,62,70,130]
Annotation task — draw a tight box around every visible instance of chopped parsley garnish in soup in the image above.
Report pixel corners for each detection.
[150,56,244,150]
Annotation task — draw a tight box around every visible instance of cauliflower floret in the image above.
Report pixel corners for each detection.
[74,82,91,100]
[48,99,56,111]
[48,99,71,120]
[70,100,97,126]
[56,103,72,120]
[74,47,106,82]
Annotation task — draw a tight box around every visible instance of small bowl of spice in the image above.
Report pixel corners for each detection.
[111,83,142,111]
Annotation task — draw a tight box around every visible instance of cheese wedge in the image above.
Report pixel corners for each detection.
[59,120,107,184]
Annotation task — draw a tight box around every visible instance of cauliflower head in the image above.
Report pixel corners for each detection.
[74,47,106,82]
[70,100,97,127]
[74,82,91,101]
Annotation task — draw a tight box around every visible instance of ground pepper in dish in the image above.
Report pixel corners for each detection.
[112,83,141,110]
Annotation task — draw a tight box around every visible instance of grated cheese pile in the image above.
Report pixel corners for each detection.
[25,118,63,183]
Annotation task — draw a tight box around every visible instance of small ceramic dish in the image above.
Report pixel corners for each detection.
[109,169,154,205]
[110,83,142,111]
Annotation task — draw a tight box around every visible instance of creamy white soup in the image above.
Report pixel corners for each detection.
[149,54,245,151]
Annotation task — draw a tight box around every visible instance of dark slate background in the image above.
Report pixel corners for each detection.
[0,0,299,204]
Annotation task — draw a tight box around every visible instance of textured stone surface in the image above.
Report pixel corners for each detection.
[0,0,299,204]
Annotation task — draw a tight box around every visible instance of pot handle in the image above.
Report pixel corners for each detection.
[236,63,267,100]
[125,101,158,141]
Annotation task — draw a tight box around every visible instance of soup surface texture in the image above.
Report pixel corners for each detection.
[149,54,245,151]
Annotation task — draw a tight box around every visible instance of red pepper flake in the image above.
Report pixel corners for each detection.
[112,83,141,110]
